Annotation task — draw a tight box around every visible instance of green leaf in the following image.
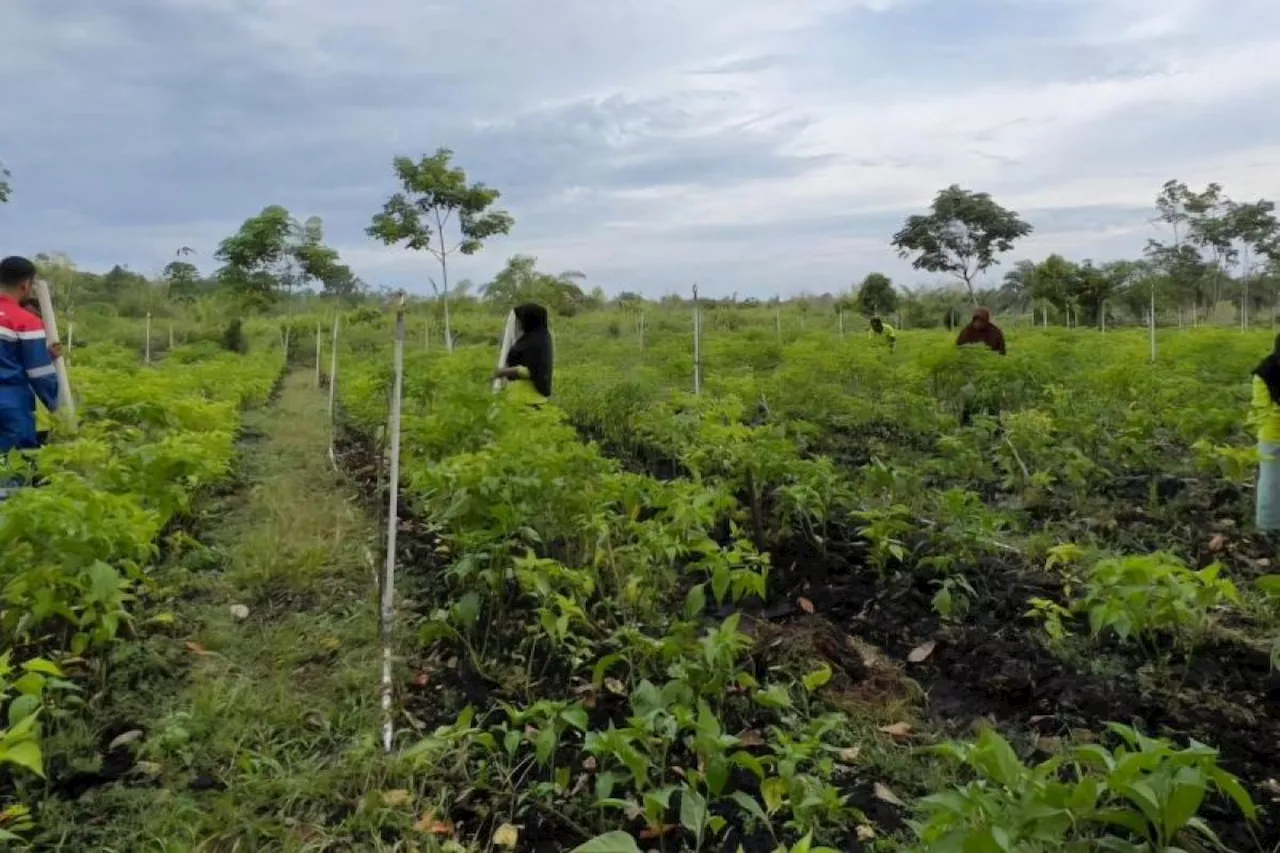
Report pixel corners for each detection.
[7,695,40,728]
[570,832,642,853]
[1208,766,1258,820]
[2,741,44,777]
[680,787,708,835]
[730,791,771,827]
[685,584,707,620]
[19,659,63,677]
[534,726,557,766]
[801,664,832,694]
[761,776,788,814]
[1163,767,1206,836]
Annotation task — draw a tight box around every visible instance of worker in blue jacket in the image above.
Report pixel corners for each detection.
[0,256,61,453]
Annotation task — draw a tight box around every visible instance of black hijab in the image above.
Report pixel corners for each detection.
[506,303,553,397]
[1254,333,1280,405]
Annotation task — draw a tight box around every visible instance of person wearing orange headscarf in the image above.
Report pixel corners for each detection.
[956,307,1006,355]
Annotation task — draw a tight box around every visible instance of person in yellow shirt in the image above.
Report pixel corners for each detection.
[868,317,897,352]
[1250,334,1280,531]
[492,303,553,406]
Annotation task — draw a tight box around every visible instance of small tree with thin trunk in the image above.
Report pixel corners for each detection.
[892,185,1032,304]
[367,149,513,351]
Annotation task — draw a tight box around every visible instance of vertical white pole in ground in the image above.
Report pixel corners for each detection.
[896,312,903,331]
[328,315,339,419]
[169,322,174,351]
[692,285,702,396]
[315,321,322,388]
[145,312,152,364]
[638,311,646,352]
[1178,306,1183,329]
[1101,302,1107,334]
[1042,306,1047,328]
[774,304,781,342]
[381,296,406,753]
[1149,287,1157,363]
[492,310,518,393]
[34,280,76,429]
[1194,300,1200,328]
[1241,296,1247,333]
[423,319,429,351]
[838,308,844,338]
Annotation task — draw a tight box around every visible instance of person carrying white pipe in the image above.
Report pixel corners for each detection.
[491,303,553,406]
[0,256,60,453]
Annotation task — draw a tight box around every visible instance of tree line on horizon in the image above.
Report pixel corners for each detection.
[5,150,1280,332]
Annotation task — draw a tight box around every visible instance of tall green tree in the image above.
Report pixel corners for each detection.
[891,185,1033,304]
[367,148,514,350]
[481,255,587,316]
[163,260,202,303]
[854,272,899,317]
[215,205,298,306]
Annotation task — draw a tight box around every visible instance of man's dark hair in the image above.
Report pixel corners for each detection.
[0,256,37,287]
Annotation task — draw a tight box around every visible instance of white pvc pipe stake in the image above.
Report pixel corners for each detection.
[381,300,406,753]
[492,310,518,393]
[169,322,174,350]
[328,315,339,419]
[838,308,844,337]
[145,312,153,364]
[34,280,76,428]
[1149,288,1157,363]
[692,284,702,395]
[315,321,323,388]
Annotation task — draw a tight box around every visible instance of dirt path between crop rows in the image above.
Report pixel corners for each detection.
[35,372,406,851]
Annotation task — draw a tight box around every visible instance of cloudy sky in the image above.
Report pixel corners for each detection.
[2,0,1279,298]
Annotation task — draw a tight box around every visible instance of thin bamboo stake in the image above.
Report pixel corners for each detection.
[145,312,152,364]
[315,321,323,388]
[169,322,175,350]
[838,308,844,337]
[381,296,406,753]
[34,280,76,429]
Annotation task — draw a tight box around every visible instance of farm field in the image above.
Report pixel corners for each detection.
[4,308,1280,852]
[329,310,1280,852]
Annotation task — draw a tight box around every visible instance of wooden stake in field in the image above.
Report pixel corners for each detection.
[145,312,153,364]
[638,311,646,352]
[838,307,844,338]
[315,321,323,388]
[380,294,407,753]
[34,280,76,429]
[169,322,175,350]
[423,319,430,351]
[1101,301,1107,334]
[774,303,781,342]
[692,284,702,396]
[328,314,340,467]
[1041,305,1047,328]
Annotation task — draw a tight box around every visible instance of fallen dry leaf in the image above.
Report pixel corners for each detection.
[492,823,520,848]
[873,782,906,807]
[797,597,815,614]
[412,812,454,835]
[1209,533,1228,552]
[878,722,913,740]
[907,640,937,663]
[838,745,862,763]
[856,825,877,841]
[381,789,413,807]
[737,729,766,747]
[639,824,680,840]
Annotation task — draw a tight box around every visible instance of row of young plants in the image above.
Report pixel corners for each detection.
[553,326,1277,844]
[0,341,281,842]
[337,322,1264,851]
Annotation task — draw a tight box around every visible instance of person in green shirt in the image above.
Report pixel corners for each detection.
[492,303,553,406]
[1251,334,1280,531]
[868,317,896,352]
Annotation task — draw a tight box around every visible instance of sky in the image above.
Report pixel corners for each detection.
[2,0,1279,299]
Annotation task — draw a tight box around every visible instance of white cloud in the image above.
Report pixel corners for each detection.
[1,0,1279,296]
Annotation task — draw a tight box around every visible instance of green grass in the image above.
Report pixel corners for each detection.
[33,373,410,852]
